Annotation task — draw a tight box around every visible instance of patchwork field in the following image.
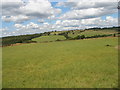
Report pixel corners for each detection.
[31,29,118,43]
[68,29,118,38]
[32,35,66,43]
[2,37,118,88]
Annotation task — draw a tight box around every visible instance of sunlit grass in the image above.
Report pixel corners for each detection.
[3,37,118,88]
[68,29,117,38]
[32,35,66,43]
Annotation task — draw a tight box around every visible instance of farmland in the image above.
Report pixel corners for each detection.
[32,28,119,43]
[1,0,119,88]
[32,35,66,43]
[68,29,118,38]
[2,36,118,88]
[2,27,119,46]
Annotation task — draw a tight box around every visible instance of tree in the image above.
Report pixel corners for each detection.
[74,35,81,39]
[113,34,116,37]
[81,35,85,39]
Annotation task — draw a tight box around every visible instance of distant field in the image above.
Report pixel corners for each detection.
[68,29,118,38]
[32,35,66,43]
[3,37,118,88]
[32,29,118,43]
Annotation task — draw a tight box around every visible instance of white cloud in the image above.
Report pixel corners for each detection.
[57,20,80,27]
[56,16,118,29]
[27,22,39,29]
[16,16,118,33]
[0,27,8,32]
[1,16,117,37]
[60,7,117,20]
[1,0,24,16]
[57,0,118,9]
[43,22,49,25]
[15,22,39,30]
[67,0,118,2]
[80,16,118,27]
[20,0,61,18]
[2,15,30,23]
[38,19,44,23]
[57,1,117,20]
[0,27,8,37]
[1,0,61,23]
[55,20,61,24]
[14,24,26,29]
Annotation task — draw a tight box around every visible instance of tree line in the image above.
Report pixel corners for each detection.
[1,26,119,46]
[2,34,42,46]
[58,32,117,40]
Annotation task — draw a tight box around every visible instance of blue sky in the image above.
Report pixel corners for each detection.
[1,0,118,37]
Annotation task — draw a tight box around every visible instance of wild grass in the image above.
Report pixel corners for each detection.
[68,29,118,38]
[2,37,118,88]
[32,35,66,43]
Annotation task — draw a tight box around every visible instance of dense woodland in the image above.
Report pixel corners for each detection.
[1,27,120,46]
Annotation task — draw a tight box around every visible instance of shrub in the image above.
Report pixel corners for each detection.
[81,35,85,39]
[56,39,61,41]
[74,35,81,39]
[74,35,85,40]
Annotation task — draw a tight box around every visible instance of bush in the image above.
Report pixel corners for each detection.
[81,35,85,39]
[56,39,61,41]
[74,35,81,39]
[85,34,113,39]
[74,35,85,40]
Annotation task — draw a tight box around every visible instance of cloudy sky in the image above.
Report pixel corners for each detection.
[0,0,119,37]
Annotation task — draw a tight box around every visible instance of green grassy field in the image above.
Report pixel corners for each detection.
[68,29,117,38]
[2,37,118,88]
[32,29,118,43]
[32,35,66,43]
[0,47,2,89]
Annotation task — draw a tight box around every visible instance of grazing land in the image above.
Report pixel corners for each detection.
[32,35,66,43]
[3,36,118,88]
[2,27,119,46]
[68,29,118,38]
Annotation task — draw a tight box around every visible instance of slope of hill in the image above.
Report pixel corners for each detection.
[1,27,119,46]
[32,35,66,43]
[2,37,118,88]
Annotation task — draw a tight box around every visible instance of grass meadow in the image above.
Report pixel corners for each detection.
[32,35,66,43]
[68,29,118,38]
[2,37,118,88]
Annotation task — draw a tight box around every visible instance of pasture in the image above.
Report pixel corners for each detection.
[32,35,66,43]
[68,29,118,38]
[2,37,118,88]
